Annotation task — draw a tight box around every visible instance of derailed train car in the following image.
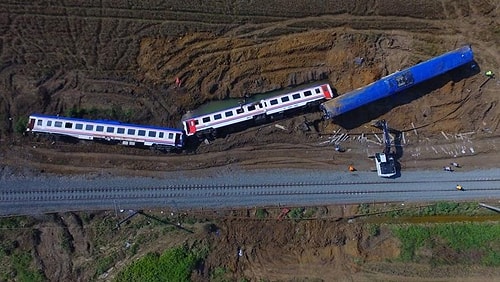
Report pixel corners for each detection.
[181,82,333,138]
[26,114,184,151]
[320,45,474,119]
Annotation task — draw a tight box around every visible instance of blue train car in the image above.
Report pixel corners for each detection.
[320,45,474,119]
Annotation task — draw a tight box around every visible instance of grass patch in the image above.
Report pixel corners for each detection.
[392,222,500,266]
[210,266,229,282]
[95,254,116,277]
[7,252,46,282]
[115,244,207,282]
[359,202,483,217]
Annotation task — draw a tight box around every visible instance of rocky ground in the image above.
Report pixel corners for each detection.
[0,0,499,281]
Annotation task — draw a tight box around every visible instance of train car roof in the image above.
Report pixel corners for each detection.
[182,80,330,120]
[29,114,183,132]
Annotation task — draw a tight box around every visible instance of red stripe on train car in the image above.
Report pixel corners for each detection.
[321,84,332,99]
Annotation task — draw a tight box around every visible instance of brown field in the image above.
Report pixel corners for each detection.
[0,0,499,281]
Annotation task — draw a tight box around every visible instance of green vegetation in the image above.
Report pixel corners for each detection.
[255,208,268,219]
[392,222,500,266]
[115,244,207,282]
[95,254,116,277]
[0,251,46,282]
[368,224,380,237]
[303,207,318,218]
[14,116,29,134]
[358,201,483,217]
[210,266,229,282]
[0,216,36,229]
[288,207,305,220]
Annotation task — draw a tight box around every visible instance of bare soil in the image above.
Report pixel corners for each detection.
[0,0,499,281]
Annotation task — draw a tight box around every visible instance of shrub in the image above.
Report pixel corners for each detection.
[14,116,29,134]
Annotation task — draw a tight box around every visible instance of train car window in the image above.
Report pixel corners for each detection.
[46,120,52,126]
[194,120,199,125]
[236,108,244,114]
[281,96,290,102]
[159,132,164,138]
[37,120,42,126]
[127,129,135,135]
[96,125,104,132]
[54,121,63,127]
[106,127,114,133]
[247,105,256,111]
[85,124,93,130]
[315,88,321,94]
[117,128,125,134]
[138,130,146,136]
[270,99,278,105]
[304,91,312,96]
[202,117,211,123]
[168,133,174,139]
[225,111,233,117]
[214,114,222,120]
[292,93,301,99]
[65,122,72,128]
[148,131,156,137]
[75,123,83,129]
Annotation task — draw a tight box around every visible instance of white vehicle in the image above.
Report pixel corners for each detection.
[181,82,334,138]
[374,120,397,178]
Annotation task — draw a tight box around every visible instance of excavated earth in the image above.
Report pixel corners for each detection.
[0,0,499,281]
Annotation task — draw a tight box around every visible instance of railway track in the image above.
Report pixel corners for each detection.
[1,178,500,216]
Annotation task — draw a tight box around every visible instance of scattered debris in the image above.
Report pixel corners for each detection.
[277,208,290,221]
[275,124,287,131]
[441,131,449,140]
[334,144,345,152]
[354,57,364,66]
[479,203,500,213]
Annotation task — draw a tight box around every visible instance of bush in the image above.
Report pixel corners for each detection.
[288,208,305,220]
[14,116,29,134]
[255,209,268,219]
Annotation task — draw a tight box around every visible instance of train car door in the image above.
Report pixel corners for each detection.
[175,133,183,147]
[28,118,36,131]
